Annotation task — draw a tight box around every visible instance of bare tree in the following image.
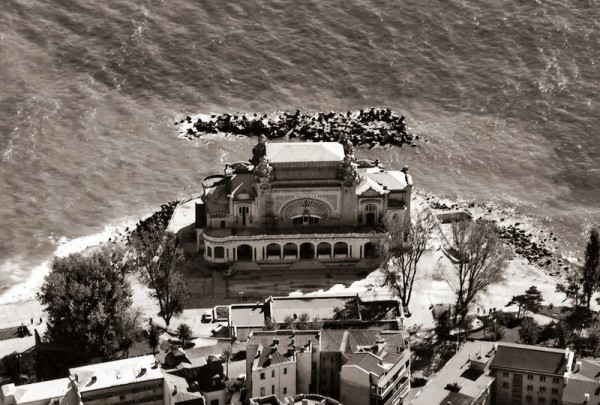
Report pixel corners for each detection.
[446,220,511,326]
[129,226,188,327]
[375,209,436,314]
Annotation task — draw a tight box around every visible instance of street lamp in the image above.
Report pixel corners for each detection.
[17,354,22,385]
[238,291,244,303]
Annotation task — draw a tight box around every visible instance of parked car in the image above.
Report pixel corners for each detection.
[202,310,213,323]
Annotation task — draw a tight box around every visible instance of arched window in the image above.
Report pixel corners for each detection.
[364,204,378,226]
[206,246,212,258]
[214,246,225,259]
[283,243,298,258]
[266,243,281,259]
[334,242,349,257]
[237,244,253,261]
[282,199,330,220]
[317,242,332,258]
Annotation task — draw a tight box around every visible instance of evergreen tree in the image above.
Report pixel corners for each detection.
[583,228,600,309]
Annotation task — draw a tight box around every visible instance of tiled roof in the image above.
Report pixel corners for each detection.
[355,175,387,195]
[249,330,318,370]
[576,358,600,381]
[363,171,410,191]
[562,378,600,405]
[266,142,345,164]
[320,330,347,352]
[344,352,386,376]
[256,347,292,368]
[490,343,568,375]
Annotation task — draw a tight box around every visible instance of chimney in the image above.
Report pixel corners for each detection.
[173,385,178,395]
[90,376,97,384]
[585,393,590,402]
[74,374,78,382]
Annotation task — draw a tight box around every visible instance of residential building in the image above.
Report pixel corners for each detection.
[196,138,413,269]
[0,378,81,405]
[246,329,410,404]
[157,348,228,405]
[411,341,496,405]
[339,333,411,405]
[70,355,163,405]
[490,343,574,405]
[562,358,600,405]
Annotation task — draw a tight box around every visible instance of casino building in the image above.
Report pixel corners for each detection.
[195,137,412,270]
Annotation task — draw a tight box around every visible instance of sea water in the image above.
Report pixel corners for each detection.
[1,0,599,300]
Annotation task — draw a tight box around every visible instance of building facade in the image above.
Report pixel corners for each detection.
[246,329,410,405]
[196,138,413,268]
[490,343,574,405]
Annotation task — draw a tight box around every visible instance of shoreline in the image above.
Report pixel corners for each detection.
[0,189,580,333]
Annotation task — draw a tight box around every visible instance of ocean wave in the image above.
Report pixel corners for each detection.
[0,213,152,306]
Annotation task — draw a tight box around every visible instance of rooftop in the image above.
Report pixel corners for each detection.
[70,355,162,393]
[1,378,71,404]
[490,342,569,375]
[344,352,386,376]
[270,296,354,323]
[412,341,496,405]
[266,142,345,164]
[248,330,318,370]
[562,378,600,405]
[230,303,267,328]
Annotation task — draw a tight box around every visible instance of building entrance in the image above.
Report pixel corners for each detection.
[299,243,315,260]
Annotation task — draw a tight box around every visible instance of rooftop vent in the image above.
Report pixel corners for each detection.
[90,376,97,384]
[445,383,461,393]
[273,339,280,345]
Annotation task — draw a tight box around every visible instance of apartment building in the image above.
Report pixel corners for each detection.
[246,329,410,404]
[490,343,574,405]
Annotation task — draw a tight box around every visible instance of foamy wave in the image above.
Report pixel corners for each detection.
[0,214,153,306]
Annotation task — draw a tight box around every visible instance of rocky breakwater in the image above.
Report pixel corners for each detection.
[427,194,572,278]
[177,108,422,148]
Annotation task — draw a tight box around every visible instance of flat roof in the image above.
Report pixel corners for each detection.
[266,142,345,164]
[412,341,495,405]
[270,296,353,323]
[7,378,70,404]
[230,303,267,327]
[70,355,163,392]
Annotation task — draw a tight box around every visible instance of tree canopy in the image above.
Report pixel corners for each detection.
[582,228,600,309]
[37,247,138,365]
[446,220,512,326]
[129,226,188,327]
[506,286,544,319]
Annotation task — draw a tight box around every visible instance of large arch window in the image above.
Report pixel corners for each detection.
[282,199,330,220]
